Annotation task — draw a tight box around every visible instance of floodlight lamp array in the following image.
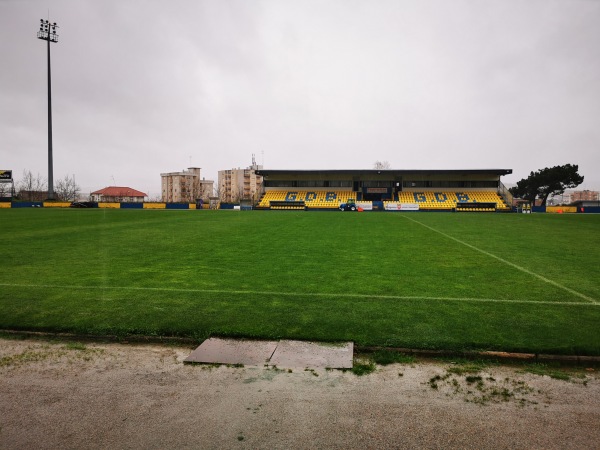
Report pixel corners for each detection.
[37,19,59,43]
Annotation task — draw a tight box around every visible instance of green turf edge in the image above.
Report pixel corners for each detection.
[1,288,599,355]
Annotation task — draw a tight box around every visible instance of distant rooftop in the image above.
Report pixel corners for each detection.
[91,186,147,197]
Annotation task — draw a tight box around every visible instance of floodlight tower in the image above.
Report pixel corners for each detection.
[37,19,59,200]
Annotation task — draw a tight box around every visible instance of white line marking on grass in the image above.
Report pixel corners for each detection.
[400,215,598,304]
[0,283,598,307]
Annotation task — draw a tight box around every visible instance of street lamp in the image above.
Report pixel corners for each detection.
[37,19,59,200]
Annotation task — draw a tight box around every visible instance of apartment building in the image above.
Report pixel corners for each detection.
[218,158,263,204]
[161,167,214,203]
[571,190,599,202]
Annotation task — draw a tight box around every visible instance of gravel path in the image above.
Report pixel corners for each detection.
[1,338,598,449]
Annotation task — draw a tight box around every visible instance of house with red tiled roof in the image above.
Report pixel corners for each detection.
[90,186,147,203]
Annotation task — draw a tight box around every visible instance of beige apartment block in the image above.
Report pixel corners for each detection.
[218,168,263,203]
[218,161,263,204]
[571,190,599,202]
[161,167,214,203]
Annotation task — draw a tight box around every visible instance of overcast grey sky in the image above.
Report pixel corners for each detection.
[1,0,599,198]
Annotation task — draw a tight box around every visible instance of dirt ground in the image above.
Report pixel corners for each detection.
[1,337,599,450]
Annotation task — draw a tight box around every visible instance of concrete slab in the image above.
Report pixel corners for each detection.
[184,338,278,366]
[269,340,354,369]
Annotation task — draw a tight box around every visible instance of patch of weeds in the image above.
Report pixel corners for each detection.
[371,349,416,366]
[427,367,541,407]
[398,372,404,377]
[442,358,498,375]
[199,363,221,371]
[522,363,571,381]
[226,363,244,368]
[0,344,102,368]
[463,374,486,392]
[351,360,376,376]
[428,373,450,389]
[288,369,293,373]
[465,375,483,384]
[490,387,514,401]
[64,342,87,351]
[451,378,462,394]
[508,379,534,395]
[429,376,440,390]
[304,368,319,377]
[546,371,571,381]
[0,349,52,368]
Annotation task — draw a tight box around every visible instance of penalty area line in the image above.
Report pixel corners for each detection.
[0,283,598,307]
[400,215,598,305]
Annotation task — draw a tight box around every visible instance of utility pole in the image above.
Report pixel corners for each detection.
[37,19,59,200]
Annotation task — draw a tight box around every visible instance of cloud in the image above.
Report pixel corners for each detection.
[1,0,599,196]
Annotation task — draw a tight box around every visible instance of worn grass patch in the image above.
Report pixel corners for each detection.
[426,365,541,406]
[350,358,377,376]
[443,358,500,375]
[0,343,104,369]
[371,349,416,365]
[521,363,573,381]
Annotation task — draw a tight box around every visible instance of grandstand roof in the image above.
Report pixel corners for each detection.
[91,186,147,197]
[256,169,512,176]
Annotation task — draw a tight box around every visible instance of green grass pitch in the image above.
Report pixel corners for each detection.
[1,209,598,355]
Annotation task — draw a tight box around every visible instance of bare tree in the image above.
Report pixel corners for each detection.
[17,170,47,201]
[213,184,224,202]
[234,184,246,203]
[373,161,391,170]
[215,182,241,203]
[0,181,12,198]
[55,174,80,202]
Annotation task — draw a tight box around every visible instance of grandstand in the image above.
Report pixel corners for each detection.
[259,190,356,209]
[256,169,513,211]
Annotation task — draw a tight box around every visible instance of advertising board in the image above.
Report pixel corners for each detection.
[384,203,420,211]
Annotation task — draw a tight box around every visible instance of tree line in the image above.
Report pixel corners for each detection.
[8,170,81,202]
